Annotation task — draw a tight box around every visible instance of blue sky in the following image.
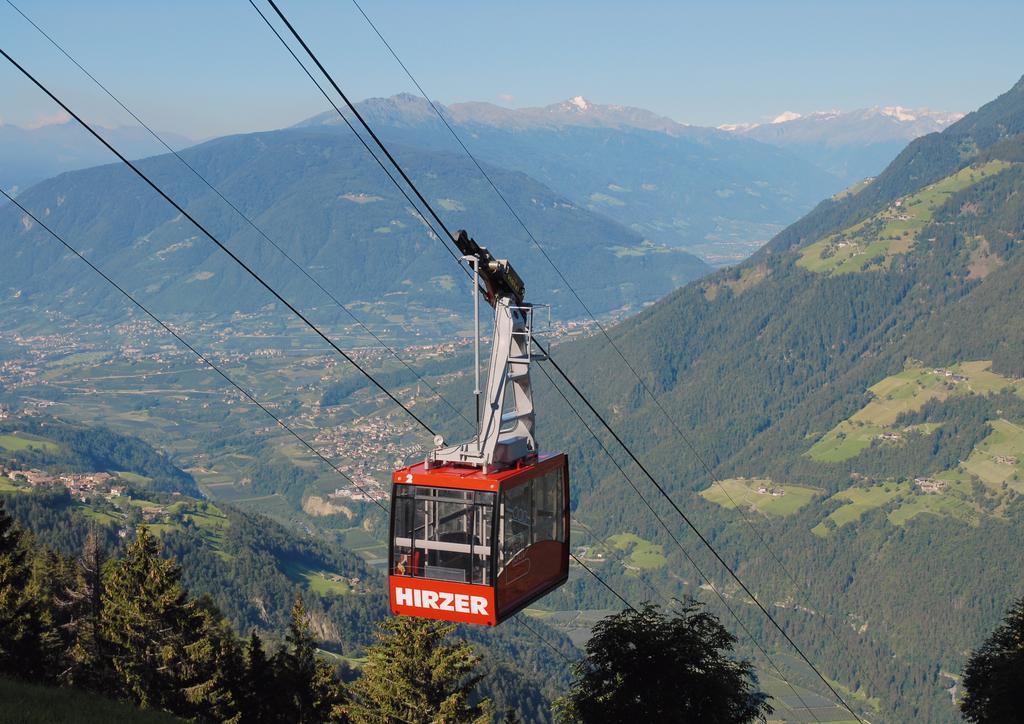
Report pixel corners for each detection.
[2,0,1022,139]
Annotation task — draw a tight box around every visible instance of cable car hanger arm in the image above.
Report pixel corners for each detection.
[429,233,540,472]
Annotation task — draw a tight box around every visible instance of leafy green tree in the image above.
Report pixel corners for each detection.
[347,617,492,724]
[555,601,772,723]
[961,596,1024,722]
[274,594,346,723]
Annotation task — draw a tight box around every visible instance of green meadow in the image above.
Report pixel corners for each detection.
[607,532,667,570]
[0,432,61,454]
[700,477,820,516]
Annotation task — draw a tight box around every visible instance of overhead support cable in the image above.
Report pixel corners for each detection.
[4,175,640,683]
[536,342,862,722]
[5,0,472,432]
[2,40,645,638]
[513,616,577,666]
[2,17,660,681]
[349,0,840,616]
[244,0,464,271]
[539,365,820,721]
[0,188,387,512]
[263,0,459,246]
[350,0,881,707]
[568,553,637,612]
[0,46,435,437]
[241,7,862,716]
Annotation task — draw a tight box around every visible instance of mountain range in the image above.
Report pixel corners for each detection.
[4,94,957,275]
[722,105,964,181]
[0,128,710,328]
[541,73,1024,721]
[301,94,842,264]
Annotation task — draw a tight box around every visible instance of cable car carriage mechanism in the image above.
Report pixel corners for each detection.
[389,231,570,626]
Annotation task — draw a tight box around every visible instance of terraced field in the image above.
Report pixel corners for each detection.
[700,477,821,516]
[811,480,982,536]
[798,160,1013,275]
[807,361,1024,462]
[760,672,869,723]
[811,484,907,536]
[958,419,1024,492]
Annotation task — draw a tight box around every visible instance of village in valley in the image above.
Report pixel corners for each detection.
[0,306,610,570]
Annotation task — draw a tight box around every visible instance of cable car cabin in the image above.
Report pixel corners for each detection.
[388,234,568,625]
[389,453,569,626]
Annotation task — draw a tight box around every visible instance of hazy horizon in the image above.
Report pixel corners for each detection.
[2,0,1021,139]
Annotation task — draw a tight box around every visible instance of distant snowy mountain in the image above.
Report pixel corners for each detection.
[728,106,963,143]
[449,95,717,138]
[299,94,838,265]
[719,106,964,180]
[301,92,712,138]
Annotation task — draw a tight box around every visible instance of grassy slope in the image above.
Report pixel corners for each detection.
[961,419,1024,492]
[811,484,906,536]
[0,677,181,723]
[807,361,1024,463]
[607,532,667,570]
[700,477,820,516]
[802,360,1024,534]
[0,432,61,454]
[798,160,1013,275]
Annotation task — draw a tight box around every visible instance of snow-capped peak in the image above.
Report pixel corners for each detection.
[771,111,802,124]
[717,122,759,132]
[879,106,917,122]
[569,95,591,111]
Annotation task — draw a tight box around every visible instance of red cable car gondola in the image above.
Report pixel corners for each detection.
[388,232,570,625]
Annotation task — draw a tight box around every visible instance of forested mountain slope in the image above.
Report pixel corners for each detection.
[0,414,575,720]
[544,74,1024,722]
[0,129,708,329]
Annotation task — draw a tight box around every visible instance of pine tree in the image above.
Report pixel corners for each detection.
[274,594,347,723]
[240,630,277,723]
[0,500,37,677]
[346,617,492,724]
[101,526,195,711]
[61,529,115,692]
[180,597,244,723]
[24,545,73,680]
